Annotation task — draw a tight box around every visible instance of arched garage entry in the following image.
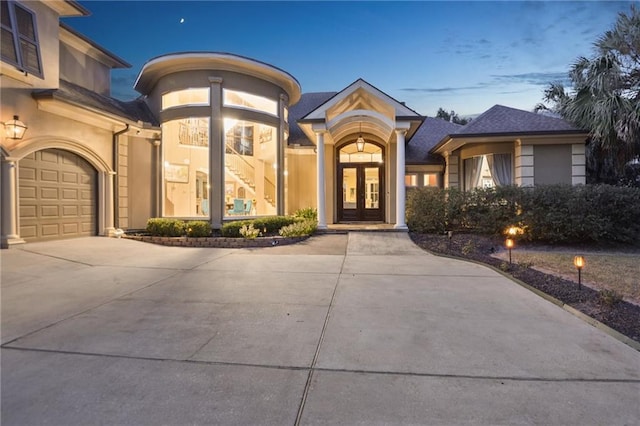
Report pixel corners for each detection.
[19,148,97,242]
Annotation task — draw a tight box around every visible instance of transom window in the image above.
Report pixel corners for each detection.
[223,89,278,116]
[162,88,210,110]
[1,0,42,77]
[339,142,383,163]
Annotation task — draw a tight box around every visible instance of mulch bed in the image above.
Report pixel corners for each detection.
[409,232,640,345]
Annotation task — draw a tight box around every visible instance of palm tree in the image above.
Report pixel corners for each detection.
[536,5,640,183]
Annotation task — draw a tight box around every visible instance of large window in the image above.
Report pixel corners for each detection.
[224,118,277,217]
[405,173,438,187]
[162,88,209,110]
[1,0,42,77]
[162,118,210,217]
[464,154,512,190]
[223,89,278,116]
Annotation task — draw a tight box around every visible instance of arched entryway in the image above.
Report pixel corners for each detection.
[337,141,385,222]
[19,148,97,242]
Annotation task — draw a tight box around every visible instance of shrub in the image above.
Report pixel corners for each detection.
[221,216,298,238]
[185,221,211,237]
[293,207,318,221]
[406,187,447,233]
[239,224,260,239]
[279,219,317,237]
[146,218,185,237]
[599,289,623,307]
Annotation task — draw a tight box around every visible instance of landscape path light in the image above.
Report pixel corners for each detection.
[505,238,514,264]
[574,255,585,290]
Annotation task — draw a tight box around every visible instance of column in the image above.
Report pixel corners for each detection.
[209,77,223,229]
[515,141,534,186]
[315,130,327,229]
[571,143,586,185]
[394,129,408,230]
[103,171,116,236]
[1,157,24,248]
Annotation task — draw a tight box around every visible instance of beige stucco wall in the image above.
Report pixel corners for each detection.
[285,149,316,214]
[127,136,155,229]
[59,41,111,95]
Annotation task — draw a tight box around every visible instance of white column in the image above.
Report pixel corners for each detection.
[103,171,116,236]
[315,130,327,229]
[1,157,24,247]
[394,129,408,230]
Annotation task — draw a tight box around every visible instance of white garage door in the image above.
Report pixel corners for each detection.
[19,149,97,242]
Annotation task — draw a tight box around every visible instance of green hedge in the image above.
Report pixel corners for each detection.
[407,184,640,244]
[185,221,212,237]
[221,216,298,237]
[146,218,186,237]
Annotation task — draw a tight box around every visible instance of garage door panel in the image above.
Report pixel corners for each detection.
[40,187,59,199]
[62,172,78,183]
[19,149,97,242]
[62,188,79,200]
[20,186,36,199]
[40,169,58,182]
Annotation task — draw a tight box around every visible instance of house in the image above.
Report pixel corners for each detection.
[0,0,589,247]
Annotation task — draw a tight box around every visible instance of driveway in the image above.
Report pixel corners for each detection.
[2,233,639,425]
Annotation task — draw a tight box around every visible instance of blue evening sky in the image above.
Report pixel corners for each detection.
[66,1,635,117]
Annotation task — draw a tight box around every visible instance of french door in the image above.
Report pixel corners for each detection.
[338,163,384,222]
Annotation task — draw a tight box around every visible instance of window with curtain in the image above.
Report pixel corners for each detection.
[1,0,42,77]
[464,154,512,189]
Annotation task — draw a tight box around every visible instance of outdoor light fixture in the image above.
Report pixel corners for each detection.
[356,122,365,152]
[507,226,518,237]
[505,238,514,264]
[3,115,27,140]
[574,255,585,289]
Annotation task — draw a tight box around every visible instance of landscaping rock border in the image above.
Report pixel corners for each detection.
[123,234,309,248]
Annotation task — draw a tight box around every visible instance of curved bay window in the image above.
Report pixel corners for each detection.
[223,118,277,217]
[162,118,210,217]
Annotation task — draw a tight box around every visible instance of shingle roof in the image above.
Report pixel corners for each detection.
[288,92,336,146]
[453,104,582,136]
[32,80,159,126]
[406,117,462,164]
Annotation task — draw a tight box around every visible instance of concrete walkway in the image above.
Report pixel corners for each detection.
[1,233,639,425]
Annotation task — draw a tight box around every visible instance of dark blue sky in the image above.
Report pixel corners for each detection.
[65,1,635,116]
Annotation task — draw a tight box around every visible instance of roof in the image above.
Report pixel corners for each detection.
[452,104,583,136]
[406,117,462,164]
[32,80,158,126]
[288,92,337,146]
[60,22,131,69]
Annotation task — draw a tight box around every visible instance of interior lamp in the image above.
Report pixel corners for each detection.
[4,115,27,140]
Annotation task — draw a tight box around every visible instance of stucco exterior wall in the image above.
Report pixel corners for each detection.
[59,42,111,95]
[127,137,155,229]
[285,149,316,214]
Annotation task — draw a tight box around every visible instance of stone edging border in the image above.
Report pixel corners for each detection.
[123,234,310,248]
[419,247,640,352]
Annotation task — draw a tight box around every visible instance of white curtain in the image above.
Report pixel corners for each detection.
[464,157,483,190]
[487,153,512,186]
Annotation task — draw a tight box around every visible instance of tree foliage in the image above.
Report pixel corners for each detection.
[435,107,470,125]
[536,5,640,184]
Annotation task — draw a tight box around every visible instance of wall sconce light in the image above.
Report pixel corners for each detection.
[356,122,365,152]
[505,238,514,264]
[3,115,28,140]
[573,255,585,289]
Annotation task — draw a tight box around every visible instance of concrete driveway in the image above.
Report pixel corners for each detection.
[2,233,639,425]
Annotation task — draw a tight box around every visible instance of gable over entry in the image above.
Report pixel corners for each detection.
[296,79,423,229]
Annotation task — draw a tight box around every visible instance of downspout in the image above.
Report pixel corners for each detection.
[113,124,129,229]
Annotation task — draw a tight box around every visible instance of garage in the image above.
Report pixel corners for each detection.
[19,149,97,242]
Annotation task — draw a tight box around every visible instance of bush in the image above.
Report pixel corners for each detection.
[146,218,185,237]
[185,221,211,237]
[221,216,298,238]
[239,224,260,239]
[279,219,317,237]
[406,184,640,244]
[293,207,318,221]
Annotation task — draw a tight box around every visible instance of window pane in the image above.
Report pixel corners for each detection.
[1,2,11,27]
[162,118,210,218]
[405,174,417,186]
[162,88,210,110]
[1,27,17,63]
[365,168,379,209]
[223,89,278,116]
[15,5,35,40]
[339,142,382,163]
[423,173,437,186]
[19,39,40,73]
[224,118,277,216]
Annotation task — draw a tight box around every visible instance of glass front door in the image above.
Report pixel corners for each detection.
[338,163,384,222]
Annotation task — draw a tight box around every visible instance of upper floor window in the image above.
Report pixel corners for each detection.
[1,0,43,77]
[223,89,278,116]
[162,88,210,110]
